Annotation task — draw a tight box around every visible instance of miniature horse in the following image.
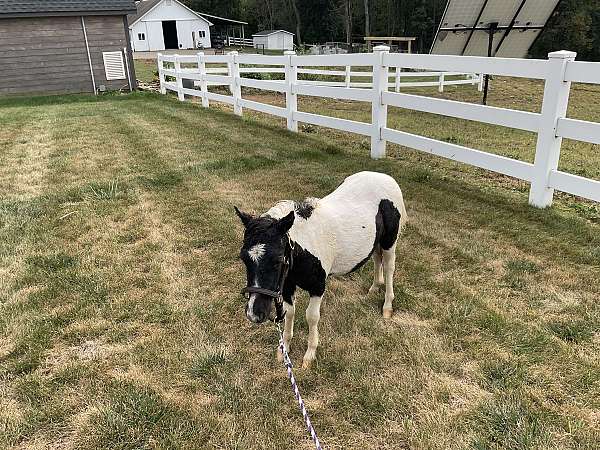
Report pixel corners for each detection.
[235,171,407,368]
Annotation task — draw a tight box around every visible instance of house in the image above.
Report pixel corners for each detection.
[0,0,137,96]
[128,0,212,51]
[252,30,295,51]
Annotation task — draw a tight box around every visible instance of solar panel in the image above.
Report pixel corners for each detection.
[431,0,560,58]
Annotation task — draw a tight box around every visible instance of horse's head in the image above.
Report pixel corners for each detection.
[234,206,295,323]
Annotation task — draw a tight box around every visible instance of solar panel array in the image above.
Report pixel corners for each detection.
[431,0,560,58]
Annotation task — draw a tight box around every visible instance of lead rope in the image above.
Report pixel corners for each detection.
[276,323,324,450]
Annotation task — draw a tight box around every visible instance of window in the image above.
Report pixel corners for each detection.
[199,30,205,38]
[138,33,145,41]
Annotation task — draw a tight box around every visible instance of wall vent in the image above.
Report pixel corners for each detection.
[103,51,126,80]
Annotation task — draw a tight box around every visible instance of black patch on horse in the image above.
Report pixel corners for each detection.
[283,243,326,303]
[378,199,401,250]
[349,198,401,273]
[294,200,315,219]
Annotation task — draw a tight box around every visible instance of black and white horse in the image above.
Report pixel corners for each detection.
[235,171,407,368]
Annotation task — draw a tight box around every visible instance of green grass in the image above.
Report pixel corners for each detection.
[134,60,159,84]
[0,82,599,449]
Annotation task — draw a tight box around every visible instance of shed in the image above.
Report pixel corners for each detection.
[252,30,294,51]
[0,0,137,96]
[128,0,213,51]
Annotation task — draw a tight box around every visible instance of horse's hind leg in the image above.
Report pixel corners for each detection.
[377,199,401,319]
[368,246,384,294]
[382,243,397,319]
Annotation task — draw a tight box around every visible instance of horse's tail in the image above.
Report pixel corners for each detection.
[398,193,408,233]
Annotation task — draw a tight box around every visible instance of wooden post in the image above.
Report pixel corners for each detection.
[285,50,298,132]
[529,50,576,208]
[370,45,389,159]
[394,67,401,92]
[197,51,208,108]
[478,73,484,92]
[158,53,166,94]
[345,65,351,88]
[174,55,184,101]
[438,72,445,93]
[228,51,242,116]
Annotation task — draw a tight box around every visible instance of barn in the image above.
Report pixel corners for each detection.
[128,0,212,52]
[0,0,137,96]
[252,30,295,51]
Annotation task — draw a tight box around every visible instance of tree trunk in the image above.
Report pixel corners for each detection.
[364,0,370,50]
[265,0,274,30]
[288,0,302,45]
[344,0,353,45]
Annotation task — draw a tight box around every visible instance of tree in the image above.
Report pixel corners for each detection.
[342,0,353,45]
[288,0,302,45]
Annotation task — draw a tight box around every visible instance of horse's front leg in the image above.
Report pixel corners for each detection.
[302,295,322,368]
[277,300,295,362]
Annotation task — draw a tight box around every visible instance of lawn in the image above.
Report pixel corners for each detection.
[0,83,599,449]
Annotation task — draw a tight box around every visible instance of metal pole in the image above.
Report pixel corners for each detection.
[81,16,97,95]
[482,22,498,105]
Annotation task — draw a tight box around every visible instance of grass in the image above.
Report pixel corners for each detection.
[0,77,599,449]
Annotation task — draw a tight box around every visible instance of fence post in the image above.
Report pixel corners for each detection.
[228,51,242,116]
[529,50,576,208]
[284,50,298,132]
[478,73,484,92]
[157,53,166,94]
[438,72,445,93]
[371,45,390,159]
[196,51,209,108]
[174,55,184,101]
[345,65,351,88]
[395,67,401,92]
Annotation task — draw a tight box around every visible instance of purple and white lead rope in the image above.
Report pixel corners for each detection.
[276,323,323,450]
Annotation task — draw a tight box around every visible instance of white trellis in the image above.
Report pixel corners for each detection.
[158,48,600,208]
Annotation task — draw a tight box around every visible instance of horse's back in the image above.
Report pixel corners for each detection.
[322,172,405,275]
[327,171,402,203]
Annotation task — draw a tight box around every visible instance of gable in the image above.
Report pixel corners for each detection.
[131,0,211,25]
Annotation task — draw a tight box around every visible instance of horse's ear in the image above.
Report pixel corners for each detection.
[234,206,253,227]
[277,211,295,233]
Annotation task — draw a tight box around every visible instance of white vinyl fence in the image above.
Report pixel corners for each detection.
[158,46,600,207]
[227,37,253,47]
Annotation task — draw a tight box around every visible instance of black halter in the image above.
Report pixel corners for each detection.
[241,235,294,323]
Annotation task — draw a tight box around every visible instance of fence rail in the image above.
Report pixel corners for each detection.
[227,37,253,47]
[158,47,600,207]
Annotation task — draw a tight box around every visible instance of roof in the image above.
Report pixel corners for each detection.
[200,13,247,25]
[252,30,295,37]
[364,36,416,41]
[0,0,136,18]
[128,0,212,26]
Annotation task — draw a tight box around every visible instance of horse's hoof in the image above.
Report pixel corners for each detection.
[301,358,313,369]
[276,350,284,362]
[382,308,393,319]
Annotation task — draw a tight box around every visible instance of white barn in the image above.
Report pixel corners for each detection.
[128,0,212,52]
[252,30,294,51]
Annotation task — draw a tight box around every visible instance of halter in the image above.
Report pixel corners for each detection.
[241,234,294,323]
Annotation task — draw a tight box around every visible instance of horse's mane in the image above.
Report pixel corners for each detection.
[263,198,320,220]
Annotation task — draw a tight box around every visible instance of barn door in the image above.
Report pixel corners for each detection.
[162,21,179,49]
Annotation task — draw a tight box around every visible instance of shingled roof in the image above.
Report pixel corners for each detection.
[127,0,212,26]
[0,0,137,18]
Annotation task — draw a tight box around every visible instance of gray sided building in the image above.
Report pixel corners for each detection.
[0,0,137,96]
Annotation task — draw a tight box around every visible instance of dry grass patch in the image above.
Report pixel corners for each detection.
[0,88,598,449]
